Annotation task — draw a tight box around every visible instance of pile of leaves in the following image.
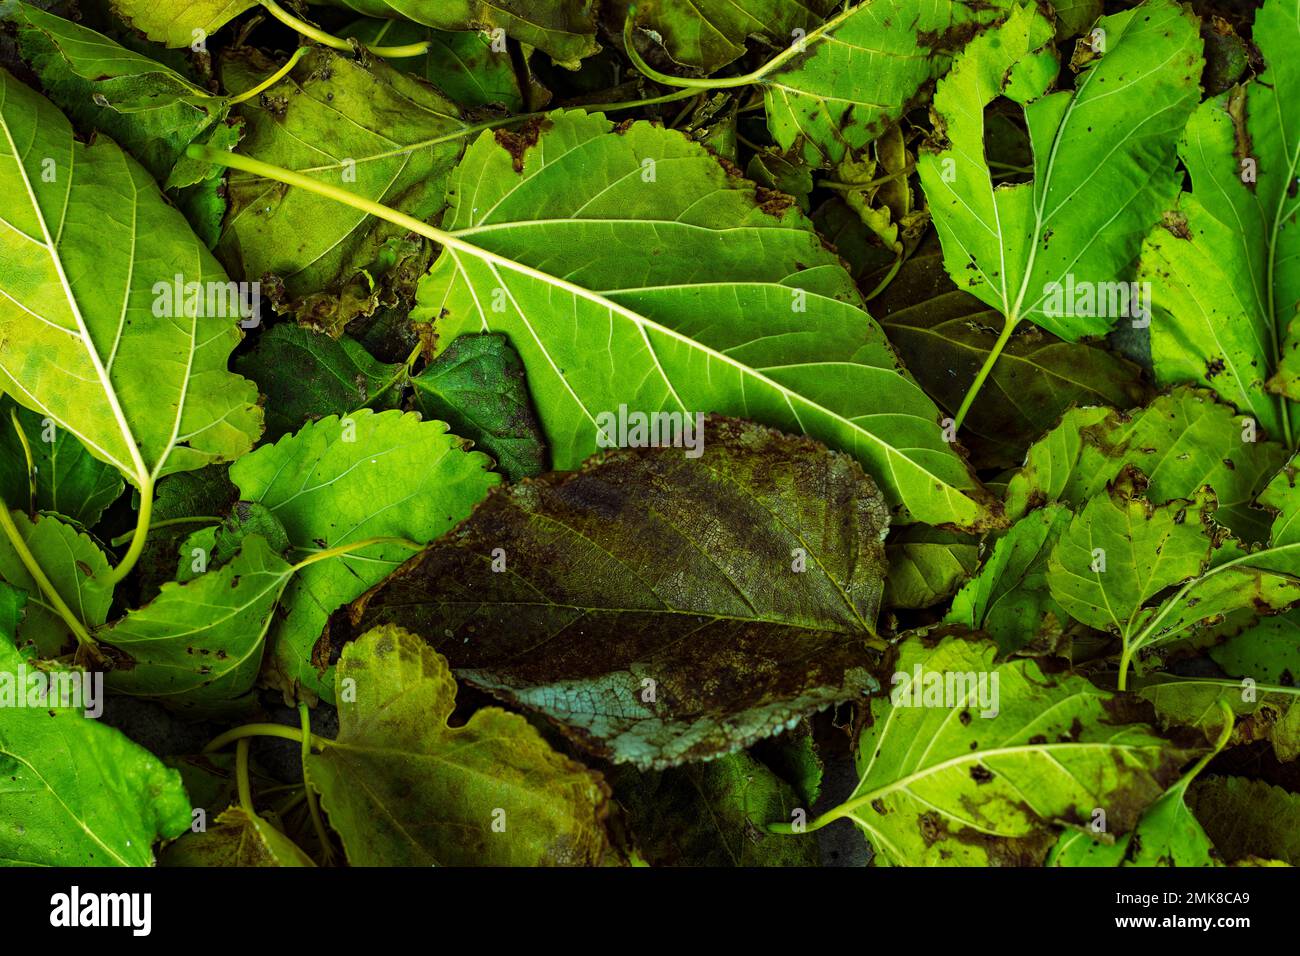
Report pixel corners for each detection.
[0,0,1297,868]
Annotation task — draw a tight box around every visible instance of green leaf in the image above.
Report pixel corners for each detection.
[0,638,192,865]
[1141,0,1300,443]
[136,465,239,602]
[8,2,230,187]
[1048,777,1220,867]
[95,536,295,712]
[306,624,611,866]
[1137,674,1300,763]
[1188,777,1300,866]
[0,510,110,657]
[919,0,1201,341]
[1006,388,1287,542]
[0,581,22,647]
[341,19,525,111]
[161,806,315,866]
[873,240,1149,469]
[884,526,979,610]
[612,749,820,866]
[1047,487,1217,639]
[754,0,1016,166]
[230,409,499,700]
[410,332,547,481]
[233,325,405,441]
[946,504,1072,654]
[0,67,262,496]
[216,47,465,314]
[111,0,600,69]
[0,395,124,527]
[412,108,998,530]
[1044,477,1300,681]
[618,0,838,73]
[174,501,291,584]
[822,636,1190,866]
[1210,612,1300,685]
[352,417,885,768]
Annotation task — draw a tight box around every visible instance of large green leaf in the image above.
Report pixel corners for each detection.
[0,395,124,527]
[306,625,611,866]
[1141,0,1300,443]
[0,636,192,865]
[352,418,885,768]
[411,108,998,529]
[111,0,600,68]
[872,240,1149,470]
[95,536,294,712]
[0,68,262,496]
[821,637,1189,866]
[230,410,499,700]
[919,0,1201,343]
[8,2,230,187]
[217,47,464,315]
[1005,388,1287,542]
[0,510,110,657]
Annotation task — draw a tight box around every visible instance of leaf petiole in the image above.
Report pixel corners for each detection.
[109,515,222,548]
[101,478,153,587]
[952,318,1019,431]
[236,739,254,813]
[203,722,332,753]
[227,46,311,106]
[8,409,36,515]
[258,0,429,58]
[299,700,335,865]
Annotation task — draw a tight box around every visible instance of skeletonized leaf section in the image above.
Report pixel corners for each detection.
[414,109,996,530]
[0,69,261,487]
[352,418,886,769]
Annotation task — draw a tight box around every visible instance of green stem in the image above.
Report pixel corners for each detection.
[101,478,153,586]
[8,409,35,515]
[203,722,331,753]
[821,166,917,192]
[228,46,311,105]
[1117,640,1136,692]
[0,497,97,649]
[865,253,904,301]
[259,0,429,58]
[952,318,1019,431]
[109,515,221,548]
[236,739,254,814]
[299,701,336,865]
